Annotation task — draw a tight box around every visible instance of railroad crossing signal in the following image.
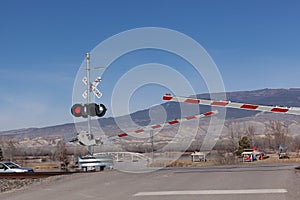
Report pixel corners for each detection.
[71,104,85,117]
[71,103,107,118]
[82,76,102,99]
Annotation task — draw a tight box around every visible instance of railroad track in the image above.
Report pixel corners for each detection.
[0,171,78,179]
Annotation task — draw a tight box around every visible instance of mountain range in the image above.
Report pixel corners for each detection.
[1,88,300,141]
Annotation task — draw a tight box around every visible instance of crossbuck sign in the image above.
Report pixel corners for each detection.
[82,76,102,99]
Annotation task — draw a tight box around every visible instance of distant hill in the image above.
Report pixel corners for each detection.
[1,88,300,139]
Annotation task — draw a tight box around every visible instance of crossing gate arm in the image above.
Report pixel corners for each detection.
[163,93,300,116]
[106,110,218,141]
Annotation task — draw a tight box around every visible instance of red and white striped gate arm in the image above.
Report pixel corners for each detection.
[163,93,300,116]
[108,110,218,140]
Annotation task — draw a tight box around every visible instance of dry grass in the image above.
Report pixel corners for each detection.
[23,162,61,171]
[152,159,226,168]
[151,154,300,168]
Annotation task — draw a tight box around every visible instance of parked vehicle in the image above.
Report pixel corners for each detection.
[78,156,113,172]
[242,149,265,162]
[0,161,34,173]
[278,152,290,159]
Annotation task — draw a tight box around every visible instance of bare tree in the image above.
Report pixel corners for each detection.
[264,121,288,150]
[2,138,20,161]
[290,135,300,154]
[225,122,244,153]
[53,139,68,169]
[244,124,256,147]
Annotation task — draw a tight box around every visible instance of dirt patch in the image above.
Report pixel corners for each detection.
[152,155,300,168]
[0,179,43,193]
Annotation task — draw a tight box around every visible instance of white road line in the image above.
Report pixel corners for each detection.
[133,189,288,196]
[78,193,95,198]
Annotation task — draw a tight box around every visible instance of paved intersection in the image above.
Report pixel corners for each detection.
[1,163,299,200]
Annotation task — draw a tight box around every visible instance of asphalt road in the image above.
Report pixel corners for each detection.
[1,163,300,200]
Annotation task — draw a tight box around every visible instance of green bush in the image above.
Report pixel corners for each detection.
[0,146,3,161]
[236,136,251,155]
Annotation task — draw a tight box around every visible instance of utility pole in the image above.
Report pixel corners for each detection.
[150,130,154,165]
[86,53,93,155]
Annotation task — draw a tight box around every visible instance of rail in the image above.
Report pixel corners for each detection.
[0,171,78,179]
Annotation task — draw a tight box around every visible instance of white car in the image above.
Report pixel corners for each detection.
[0,161,34,173]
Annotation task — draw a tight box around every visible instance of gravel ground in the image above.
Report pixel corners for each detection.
[0,179,43,193]
[0,175,65,193]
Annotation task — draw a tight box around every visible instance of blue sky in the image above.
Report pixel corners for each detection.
[0,0,299,131]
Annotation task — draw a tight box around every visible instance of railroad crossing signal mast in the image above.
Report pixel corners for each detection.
[86,53,92,155]
[71,53,107,155]
[70,55,217,152]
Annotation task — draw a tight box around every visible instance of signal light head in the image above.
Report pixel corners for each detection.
[74,107,81,115]
[71,103,107,118]
[71,104,83,117]
[96,104,107,117]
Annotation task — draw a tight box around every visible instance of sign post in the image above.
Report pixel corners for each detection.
[82,53,104,155]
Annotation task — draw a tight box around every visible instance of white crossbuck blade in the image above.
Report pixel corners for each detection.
[163,94,300,115]
[106,110,218,140]
[81,76,103,99]
[82,76,101,87]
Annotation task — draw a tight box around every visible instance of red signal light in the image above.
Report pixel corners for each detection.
[74,107,81,114]
[71,103,107,118]
[71,104,84,117]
